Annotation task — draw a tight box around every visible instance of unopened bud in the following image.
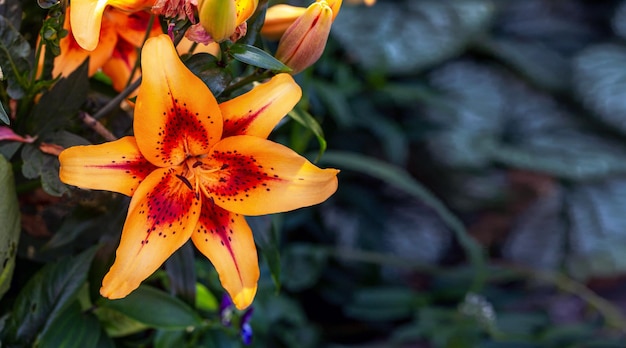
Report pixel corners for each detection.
[317,0,342,20]
[275,1,334,74]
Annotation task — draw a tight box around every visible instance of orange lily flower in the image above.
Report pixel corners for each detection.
[70,0,155,51]
[59,34,339,309]
[50,7,161,92]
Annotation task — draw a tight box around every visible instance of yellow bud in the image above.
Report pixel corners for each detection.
[275,1,333,74]
[198,0,238,42]
[317,0,342,21]
[261,4,307,41]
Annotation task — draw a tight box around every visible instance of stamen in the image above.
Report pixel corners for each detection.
[175,174,193,191]
[221,164,230,170]
[193,161,203,168]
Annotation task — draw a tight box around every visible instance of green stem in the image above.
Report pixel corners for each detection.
[221,70,273,97]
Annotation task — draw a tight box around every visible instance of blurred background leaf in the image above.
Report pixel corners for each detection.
[0,15,32,99]
[2,248,97,346]
[0,155,20,300]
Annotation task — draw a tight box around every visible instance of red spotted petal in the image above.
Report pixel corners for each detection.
[135,35,223,167]
[191,203,259,310]
[199,135,339,215]
[101,166,201,299]
[59,136,157,196]
[220,73,301,139]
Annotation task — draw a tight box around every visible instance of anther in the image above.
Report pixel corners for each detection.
[175,174,193,191]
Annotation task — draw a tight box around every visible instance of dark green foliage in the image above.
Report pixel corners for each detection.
[1,248,97,346]
[0,15,33,99]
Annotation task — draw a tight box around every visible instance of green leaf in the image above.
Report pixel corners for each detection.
[38,301,101,348]
[165,241,196,307]
[0,102,9,125]
[155,329,187,348]
[229,43,292,72]
[0,15,32,98]
[288,107,327,162]
[195,282,218,312]
[29,58,89,135]
[185,53,232,97]
[21,131,89,196]
[4,247,97,346]
[573,44,626,134]
[21,143,67,196]
[100,285,202,329]
[248,215,281,291]
[0,155,19,300]
[93,306,149,337]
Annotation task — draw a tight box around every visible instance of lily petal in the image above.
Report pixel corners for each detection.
[135,35,223,167]
[102,38,139,92]
[202,135,339,215]
[235,0,258,26]
[59,136,157,196]
[101,166,202,299]
[70,0,110,51]
[107,9,163,48]
[191,204,259,310]
[220,74,301,139]
[54,6,117,77]
[70,0,154,50]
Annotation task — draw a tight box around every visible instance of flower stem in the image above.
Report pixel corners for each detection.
[221,70,273,97]
[79,111,117,141]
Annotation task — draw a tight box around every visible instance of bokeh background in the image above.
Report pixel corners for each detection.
[258,0,626,346]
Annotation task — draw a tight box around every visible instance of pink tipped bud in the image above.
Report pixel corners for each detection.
[275,1,333,74]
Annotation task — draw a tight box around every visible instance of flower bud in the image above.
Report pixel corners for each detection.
[260,4,306,41]
[275,1,333,74]
[317,0,341,20]
[197,0,257,42]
